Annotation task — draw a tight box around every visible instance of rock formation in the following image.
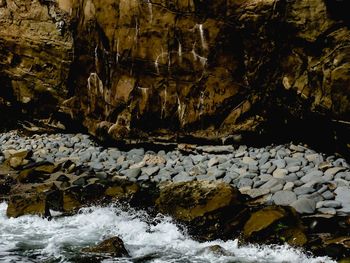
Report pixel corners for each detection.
[0,0,349,151]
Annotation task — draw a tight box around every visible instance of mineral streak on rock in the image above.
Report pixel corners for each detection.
[0,0,349,151]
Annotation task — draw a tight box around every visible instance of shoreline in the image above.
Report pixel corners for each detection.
[1,130,350,216]
[1,130,350,260]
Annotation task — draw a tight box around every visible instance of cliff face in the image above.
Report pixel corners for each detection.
[0,0,349,146]
[0,0,73,115]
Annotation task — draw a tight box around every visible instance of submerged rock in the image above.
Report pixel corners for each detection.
[82,236,129,257]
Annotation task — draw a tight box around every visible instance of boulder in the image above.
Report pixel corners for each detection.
[243,206,306,246]
[6,184,62,218]
[156,181,246,239]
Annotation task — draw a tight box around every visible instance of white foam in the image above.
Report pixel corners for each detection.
[0,202,335,263]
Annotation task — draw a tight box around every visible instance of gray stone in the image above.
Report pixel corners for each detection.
[318,200,342,208]
[260,162,272,170]
[285,157,302,166]
[259,174,272,182]
[260,178,280,189]
[138,174,150,181]
[273,168,288,178]
[270,184,284,193]
[90,162,104,171]
[142,166,160,176]
[173,172,192,182]
[317,207,336,215]
[258,155,270,166]
[253,180,265,188]
[273,159,286,169]
[237,178,253,188]
[210,169,226,179]
[334,178,350,187]
[324,167,346,178]
[240,172,257,179]
[190,154,207,164]
[128,148,145,156]
[305,153,323,164]
[242,156,258,166]
[291,198,316,214]
[272,190,297,206]
[196,174,216,182]
[284,174,298,182]
[208,157,219,167]
[223,175,232,184]
[289,144,305,152]
[154,172,172,182]
[294,187,315,196]
[317,185,328,194]
[248,164,259,172]
[334,186,350,213]
[300,170,323,183]
[267,164,277,174]
[333,158,349,168]
[296,171,304,178]
[241,188,270,199]
[283,182,294,191]
[287,166,300,173]
[235,145,247,157]
[301,164,315,173]
[321,190,334,200]
[72,177,87,186]
[226,172,239,180]
[123,168,141,179]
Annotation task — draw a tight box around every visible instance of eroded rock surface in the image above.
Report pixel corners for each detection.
[0,0,349,150]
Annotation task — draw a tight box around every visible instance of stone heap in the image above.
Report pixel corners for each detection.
[1,131,350,216]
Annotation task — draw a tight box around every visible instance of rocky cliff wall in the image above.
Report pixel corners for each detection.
[0,0,349,149]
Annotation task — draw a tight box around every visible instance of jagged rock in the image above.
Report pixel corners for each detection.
[243,206,306,246]
[243,206,287,240]
[6,184,62,218]
[82,236,129,257]
[0,0,348,155]
[156,181,246,240]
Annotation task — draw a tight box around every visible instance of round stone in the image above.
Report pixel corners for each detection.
[272,190,297,206]
[291,198,316,214]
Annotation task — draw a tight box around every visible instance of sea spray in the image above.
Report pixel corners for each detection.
[0,202,334,263]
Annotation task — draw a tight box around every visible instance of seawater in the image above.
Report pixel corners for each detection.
[0,202,334,263]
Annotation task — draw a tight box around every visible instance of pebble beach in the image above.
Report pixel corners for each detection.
[1,130,350,216]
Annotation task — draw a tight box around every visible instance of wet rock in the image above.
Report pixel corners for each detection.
[204,245,232,256]
[244,205,307,246]
[243,206,285,239]
[156,181,245,240]
[82,236,129,257]
[7,184,62,218]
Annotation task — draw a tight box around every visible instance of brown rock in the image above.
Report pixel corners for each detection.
[0,0,349,156]
[6,184,62,218]
[243,206,306,245]
[7,192,47,218]
[243,206,287,240]
[82,236,129,257]
[156,181,246,239]
[156,181,242,222]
